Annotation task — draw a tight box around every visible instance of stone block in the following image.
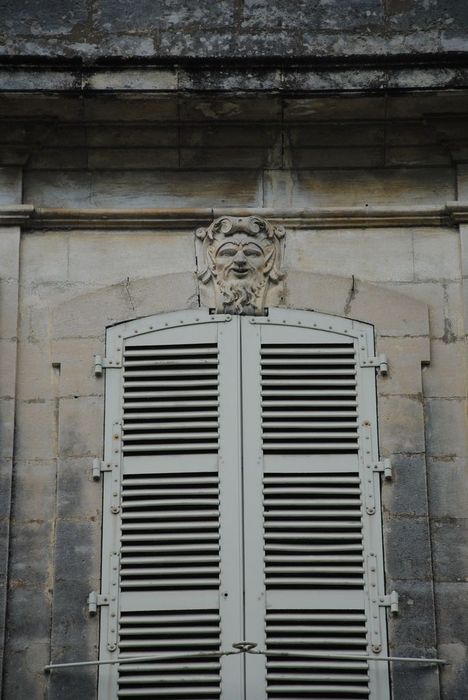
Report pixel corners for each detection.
[54,519,101,584]
[57,458,102,521]
[376,336,428,396]
[58,396,103,458]
[425,398,467,458]
[16,341,55,401]
[283,96,386,121]
[52,338,102,398]
[382,454,429,517]
[435,582,468,700]
[0,398,14,459]
[88,124,178,148]
[28,147,88,170]
[5,585,51,645]
[382,281,464,341]
[26,168,263,208]
[383,516,433,580]
[8,520,52,589]
[385,581,439,700]
[179,96,282,122]
[2,641,49,700]
[287,122,385,147]
[23,169,93,208]
[0,338,17,396]
[427,458,468,518]
[96,0,235,31]
[422,340,466,398]
[430,518,468,582]
[88,147,178,169]
[0,277,19,339]
[181,124,281,149]
[83,96,178,122]
[378,395,426,455]
[15,400,56,460]
[12,461,56,522]
[283,270,353,317]
[289,146,385,169]
[386,144,451,167]
[284,228,414,282]
[86,67,177,91]
[264,167,454,208]
[385,578,438,651]
[51,272,198,339]
[67,232,195,286]
[0,0,86,35]
[20,232,69,285]
[350,280,430,337]
[48,666,98,700]
[413,228,462,282]
[0,166,22,203]
[180,145,281,169]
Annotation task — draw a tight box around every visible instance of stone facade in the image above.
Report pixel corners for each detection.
[1,2,468,698]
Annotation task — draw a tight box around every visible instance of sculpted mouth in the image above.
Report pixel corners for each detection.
[232,268,249,277]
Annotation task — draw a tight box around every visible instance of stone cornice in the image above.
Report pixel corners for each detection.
[2,203,468,229]
[0,204,34,225]
[1,63,468,93]
[22,203,468,230]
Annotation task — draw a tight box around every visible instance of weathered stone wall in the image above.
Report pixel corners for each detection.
[1,0,468,59]
[0,93,467,699]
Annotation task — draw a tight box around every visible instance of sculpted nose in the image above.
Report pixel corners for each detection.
[233,250,247,265]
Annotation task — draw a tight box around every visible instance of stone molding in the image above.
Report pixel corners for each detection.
[1,64,468,94]
[3,201,468,230]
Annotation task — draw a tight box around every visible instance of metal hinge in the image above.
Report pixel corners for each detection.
[94,354,121,376]
[91,458,112,480]
[360,353,388,374]
[88,553,120,650]
[373,458,393,480]
[379,590,399,615]
[87,591,110,615]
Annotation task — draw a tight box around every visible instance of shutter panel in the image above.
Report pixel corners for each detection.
[98,311,244,699]
[241,310,390,700]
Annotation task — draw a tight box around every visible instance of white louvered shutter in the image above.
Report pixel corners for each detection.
[98,308,390,700]
[241,310,390,700]
[98,311,245,699]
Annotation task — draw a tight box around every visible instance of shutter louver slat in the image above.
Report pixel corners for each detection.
[120,473,220,591]
[264,473,364,589]
[123,343,219,455]
[266,610,369,699]
[261,343,358,454]
[118,610,221,698]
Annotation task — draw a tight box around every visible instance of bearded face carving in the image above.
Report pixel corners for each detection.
[196,216,285,315]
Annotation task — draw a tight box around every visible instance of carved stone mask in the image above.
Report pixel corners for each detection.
[196,215,285,315]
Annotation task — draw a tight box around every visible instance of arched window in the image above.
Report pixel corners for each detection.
[97,308,390,699]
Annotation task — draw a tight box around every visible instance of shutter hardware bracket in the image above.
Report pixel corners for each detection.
[91,458,112,480]
[87,591,110,615]
[373,458,393,480]
[360,353,388,374]
[94,354,121,376]
[379,590,399,615]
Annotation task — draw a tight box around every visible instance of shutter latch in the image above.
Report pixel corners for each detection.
[373,458,393,480]
[360,353,388,374]
[91,458,112,480]
[94,354,121,376]
[379,590,399,615]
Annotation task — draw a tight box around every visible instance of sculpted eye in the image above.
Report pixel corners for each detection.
[245,248,261,257]
[218,248,237,257]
